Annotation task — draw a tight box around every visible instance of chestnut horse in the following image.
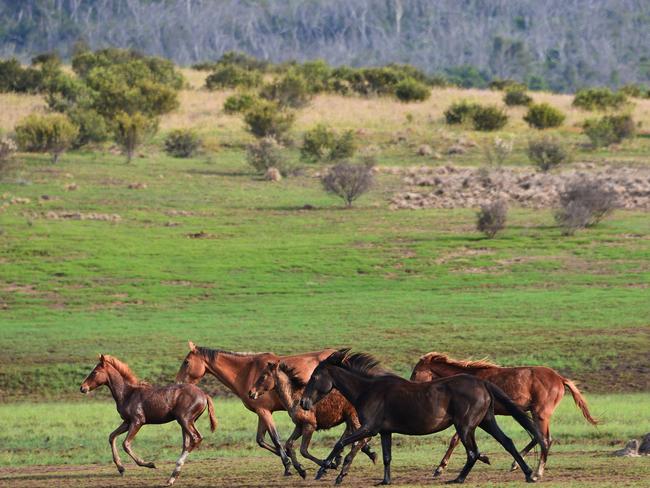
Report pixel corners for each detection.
[175,341,334,475]
[410,352,598,479]
[248,360,376,482]
[301,350,546,485]
[80,355,217,486]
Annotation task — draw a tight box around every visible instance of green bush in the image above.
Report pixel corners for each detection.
[260,70,312,109]
[164,129,202,158]
[112,111,158,163]
[503,89,532,106]
[223,93,258,114]
[295,60,332,93]
[489,79,526,91]
[471,105,508,131]
[67,107,109,148]
[15,113,78,163]
[619,84,649,98]
[444,100,481,124]
[243,100,295,140]
[582,114,636,148]
[205,64,262,90]
[572,88,627,111]
[301,124,356,163]
[394,78,431,102]
[523,103,566,129]
[246,137,285,174]
[526,136,571,172]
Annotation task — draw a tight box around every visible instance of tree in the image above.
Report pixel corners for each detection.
[113,112,158,163]
[321,161,374,207]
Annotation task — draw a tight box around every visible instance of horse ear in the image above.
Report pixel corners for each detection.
[188,341,197,352]
[99,354,106,363]
[267,361,278,370]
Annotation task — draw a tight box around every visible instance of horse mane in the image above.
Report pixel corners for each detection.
[325,349,394,378]
[196,346,262,362]
[103,355,149,386]
[278,362,306,389]
[420,352,500,370]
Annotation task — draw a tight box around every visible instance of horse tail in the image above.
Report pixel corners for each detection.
[484,382,547,454]
[206,395,218,432]
[562,378,599,425]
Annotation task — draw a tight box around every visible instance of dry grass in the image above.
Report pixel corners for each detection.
[0,93,46,132]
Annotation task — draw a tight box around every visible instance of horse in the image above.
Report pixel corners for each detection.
[80,354,217,486]
[175,340,334,475]
[300,349,547,485]
[410,352,598,479]
[248,360,376,482]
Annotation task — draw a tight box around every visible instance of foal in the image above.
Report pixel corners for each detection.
[301,350,547,485]
[80,355,217,486]
[248,361,376,482]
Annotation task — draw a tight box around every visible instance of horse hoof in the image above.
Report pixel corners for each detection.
[117,467,125,476]
[315,467,327,480]
[433,468,443,478]
[479,454,490,465]
[335,474,346,485]
[526,474,538,483]
[166,478,176,486]
[298,468,307,480]
[146,462,156,469]
[445,478,464,484]
[510,463,520,472]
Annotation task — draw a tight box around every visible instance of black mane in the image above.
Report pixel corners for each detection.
[324,349,394,378]
[279,362,306,389]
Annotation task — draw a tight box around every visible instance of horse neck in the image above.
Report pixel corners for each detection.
[274,372,301,409]
[432,362,492,377]
[326,365,372,406]
[204,352,253,397]
[105,366,134,407]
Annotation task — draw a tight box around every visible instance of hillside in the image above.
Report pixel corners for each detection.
[1,0,649,91]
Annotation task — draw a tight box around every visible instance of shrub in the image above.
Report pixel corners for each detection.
[444,100,481,125]
[619,84,649,99]
[572,88,627,111]
[295,60,332,93]
[243,100,295,140]
[394,78,431,102]
[476,199,507,238]
[503,89,532,106]
[113,112,158,163]
[321,161,374,207]
[246,137,285,174]
[301,124,356,163]
[223,93,258,114]
[555,177,618,235]
[471,105,508,131]
[526,136,570,172]
[483,137,513,167]
[0,136,17,171]
[260,71,312,109]
[67,107,109,148]
[523,103,565,129]
[164,129,202,158]
[15,113,78,163]
[205,64,262,90]
[489,79,526,91]
[582,114,635,147]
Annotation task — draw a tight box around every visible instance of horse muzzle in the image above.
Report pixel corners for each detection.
[80,385,89,394]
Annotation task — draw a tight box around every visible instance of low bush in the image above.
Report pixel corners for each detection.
[476,199,508,238]
[503,89,532,106]
[483,137,513,167]
[619,84,649,99]
[471,105,508,131]
[205,64,262,90]
[572,87,627,111]
[67,107,109,148]
[112,111,158,163]
[259,70,312,109]
[444,100,481,125]
[394,78,431,102]
[523,103,565,129]
[0,135,17,171]
[301,124,356,163]
[526,136,570,172]
[15,113,78,163]
[321,160,374,207]
[243,100,295,140]
[489,79,526,91]
[246,137,285,174]
[164,129,202,158]
[582,114,635,148]
[555,177,618,235]
[223,93,258,114]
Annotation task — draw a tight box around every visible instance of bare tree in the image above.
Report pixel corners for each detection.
[321,161,374,207]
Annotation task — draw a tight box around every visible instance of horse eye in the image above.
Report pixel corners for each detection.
[183,359,189,365]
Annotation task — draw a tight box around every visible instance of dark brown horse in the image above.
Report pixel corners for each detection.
[410,352,598,478]
[300,350,547,485]
[80,355,217,486]
[175,341,334,475]
[248,360,376,482]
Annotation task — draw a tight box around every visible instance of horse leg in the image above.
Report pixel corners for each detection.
[122,422,156,469]
[298,424,328,468]
[533,416,551,479]
[108,422,129,475]
[335,436,369,485]
[434,433,460,478]
[448,425,479,484]
[316,426,373,480]
[510,411,539,472]
[479,412,536,482]
[167,427,192,486]
[378,432,392,485]
[285,425,307,479]
[255,411,292,475]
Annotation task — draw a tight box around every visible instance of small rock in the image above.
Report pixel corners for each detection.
[65,183,78,191]
[417,144,433,156]
[128,182,147,190]
[447,145,466,155]
[265,167,282,182]
[612,439,640,457]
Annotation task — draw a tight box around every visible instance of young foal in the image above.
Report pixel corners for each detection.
[410,352,598,479]
[248,361,376,482]
[80,355,217,486]
[301,350,547,485]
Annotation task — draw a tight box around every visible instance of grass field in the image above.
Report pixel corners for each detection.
[1,72,649,485]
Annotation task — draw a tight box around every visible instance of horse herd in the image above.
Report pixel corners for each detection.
[80,342,598,486]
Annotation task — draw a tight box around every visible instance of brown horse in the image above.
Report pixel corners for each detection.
[175,341,334,475]
[248,360,376,482]
[301,350,547,485]
[80,355,217,486]
[410,352,598,479]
